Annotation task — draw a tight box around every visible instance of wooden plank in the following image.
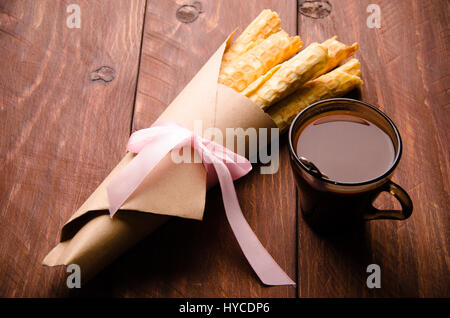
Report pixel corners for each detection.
[297,0,449,297]
[91,0,298,297]
[0,0,146,297]
[2,0,446,299]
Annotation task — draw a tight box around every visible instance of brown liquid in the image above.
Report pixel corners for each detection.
[295,112,395,183]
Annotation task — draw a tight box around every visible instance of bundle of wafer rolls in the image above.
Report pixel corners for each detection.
[219,9,362,132]
[43,9,362,283]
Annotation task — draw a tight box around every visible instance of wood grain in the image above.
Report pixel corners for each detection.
[86,0,298,298]
[0,0,146,297]
[0,0,448,298]
[297,0,449,297]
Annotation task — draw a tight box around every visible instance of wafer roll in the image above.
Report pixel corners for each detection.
[219,31,302,92]
[267,59,363,132]
[333,58,361,76]
[222,9,281,65]
[239,64,282,97]
[317,36,358,77]
[243,42,329,109]
[242,38,358,109]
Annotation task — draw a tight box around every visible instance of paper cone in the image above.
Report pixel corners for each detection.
[43,33,276,281]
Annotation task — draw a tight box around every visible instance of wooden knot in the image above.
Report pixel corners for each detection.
[89,66,116,83]
[299,0,332,19]
[176,2,203,23]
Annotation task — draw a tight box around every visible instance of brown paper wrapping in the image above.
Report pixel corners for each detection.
[43,33,277,281]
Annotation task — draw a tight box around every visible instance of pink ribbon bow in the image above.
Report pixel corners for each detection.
[106,123,295,286]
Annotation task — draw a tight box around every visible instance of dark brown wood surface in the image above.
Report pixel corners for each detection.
[0,0,147,297]
[0,0,448,297]
[128,0,297,298]
[297,0,449,297]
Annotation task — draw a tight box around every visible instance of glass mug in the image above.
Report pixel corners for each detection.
[288,98,413,233]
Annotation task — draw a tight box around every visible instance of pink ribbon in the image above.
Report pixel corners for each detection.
[106,123,295,286]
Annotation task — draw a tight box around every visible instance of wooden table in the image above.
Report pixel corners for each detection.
[0,0,448,297]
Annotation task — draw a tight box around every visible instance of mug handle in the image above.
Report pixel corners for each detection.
[363,180,413,220]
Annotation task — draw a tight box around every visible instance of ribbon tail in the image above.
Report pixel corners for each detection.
[108,123,294,286]
[107,132,189,217]
[210,155,296,286]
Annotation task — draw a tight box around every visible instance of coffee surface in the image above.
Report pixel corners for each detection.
[296,112,395,183]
